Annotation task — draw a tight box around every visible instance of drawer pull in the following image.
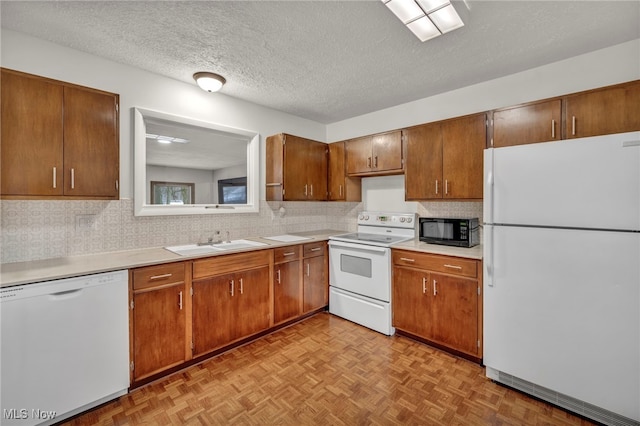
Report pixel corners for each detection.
[283,252,296,256]
[149,273,172,281]
[433,279,438,296]
[444,264,463,270]
[310,247,322,252]
[239,278,244,295]
[230,279,234,297]
[399,257,415,263]
[276,269,281,284]
[178,291,183,310]
[422,277,427,294]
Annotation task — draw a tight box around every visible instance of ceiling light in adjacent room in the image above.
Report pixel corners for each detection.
[193,72,226,92]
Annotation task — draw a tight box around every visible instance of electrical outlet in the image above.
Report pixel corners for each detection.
[76,214,98,231]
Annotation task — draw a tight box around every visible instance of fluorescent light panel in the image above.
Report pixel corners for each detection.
[146,133,189,144]
[382,0,464,41]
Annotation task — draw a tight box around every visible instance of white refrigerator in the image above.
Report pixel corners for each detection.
[483,131,640,425]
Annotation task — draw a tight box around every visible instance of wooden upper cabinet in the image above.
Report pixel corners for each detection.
[1,68,119,199]
[565,80,640,139]
[345,130,403,176]
[492,99,562,148]
[1,69,64,196]
[328,141,361,201]
[404,122,442,200]
[441,113,486,200]
[266,133,327,201]
[404,113,486,200]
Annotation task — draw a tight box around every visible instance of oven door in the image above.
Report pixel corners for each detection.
[328,240,391,302]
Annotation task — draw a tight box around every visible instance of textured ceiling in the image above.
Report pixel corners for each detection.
[1,1,639,123]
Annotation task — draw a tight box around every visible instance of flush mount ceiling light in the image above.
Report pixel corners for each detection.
[382,0,465,42]
[193,72,226,92]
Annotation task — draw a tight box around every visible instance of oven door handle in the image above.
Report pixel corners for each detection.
[328,241,388,254]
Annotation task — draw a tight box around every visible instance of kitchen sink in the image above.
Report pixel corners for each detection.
[165,239,267,256]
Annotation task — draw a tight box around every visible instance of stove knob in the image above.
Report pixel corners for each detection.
[400,217,405,222]
[364,215,369,220]
[359,214,364,220]
[407,217,413,223]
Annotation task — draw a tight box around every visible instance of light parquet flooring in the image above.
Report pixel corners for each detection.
[64,313,595,425]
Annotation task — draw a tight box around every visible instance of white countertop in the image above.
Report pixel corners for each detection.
[391,238,483,260]
[1,231,483,287]
[0,229,344,287]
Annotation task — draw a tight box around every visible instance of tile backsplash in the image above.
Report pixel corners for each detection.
[1,199,481,264]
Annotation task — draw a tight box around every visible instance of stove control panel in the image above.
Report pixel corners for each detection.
[357,212,416,228]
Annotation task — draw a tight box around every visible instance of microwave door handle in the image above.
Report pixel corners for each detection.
[328,241,388,254]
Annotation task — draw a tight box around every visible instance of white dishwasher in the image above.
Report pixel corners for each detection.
[1,270,130,426]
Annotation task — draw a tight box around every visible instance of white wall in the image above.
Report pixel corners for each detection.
[0,29,327,200]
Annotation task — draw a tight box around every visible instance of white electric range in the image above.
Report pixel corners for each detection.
[328,211,416,335]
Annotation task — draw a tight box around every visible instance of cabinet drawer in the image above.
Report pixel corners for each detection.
[303,241,325,258]
[193,250,271,279]
[392,250,477,278]
[132,262,185,291]
[274,245,301,263]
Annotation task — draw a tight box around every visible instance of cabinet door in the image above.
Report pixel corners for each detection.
[1,69,64,196]
[192,274,235,356]
[442,113,486,199]
[303,255,327,312]
[404,123,443,200]
[63,86,119,197]
[306,140,328,201]
[235,266,271,339]
[392,267,432,338]
[282,135,308,200]
[372,131,402,172]
[328,142,346,201]
[133,283,186,380]
[493,99,562,148]
[565,81,640,138]
[345,136,372,175]
[429,273,479,356]
[274,260,301,324]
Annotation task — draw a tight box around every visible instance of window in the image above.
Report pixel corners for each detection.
[218,177,247,204]
[150,181,195,205]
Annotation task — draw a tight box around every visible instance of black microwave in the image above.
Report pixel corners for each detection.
[418,218,479,248]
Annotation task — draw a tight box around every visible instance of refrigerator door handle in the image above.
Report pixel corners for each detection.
[483,148,494,224]
[485,225,494,287]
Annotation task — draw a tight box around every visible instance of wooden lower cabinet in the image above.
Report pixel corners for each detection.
[392,249,482,360]
[130,262,189,382]
[273,246,302,324]
[302,242,328,313]
[192,265,270,357]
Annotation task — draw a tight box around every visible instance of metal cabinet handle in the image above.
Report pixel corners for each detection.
[444,264,463,270]
[306,263,310,277]
[283,252,296,256]
[399,257,415,263]
[52,167,57,189]
[339,185,343,197]
[551,119,556,139]
[239,278,244,294]
[276,269,281,284]
[367,157,372,168]
[311,247,322,252]
[304,184,308,196]
[572,116,576,136]
[178,291,183,310]
[70,168,75,189]
[149,273,172,281]
[310,184,313,197]
[422,277,427,294]
[230,279,234,297]
[445,179,449,195]
[433,279,438,296]
[374,156,378,168]
[435,179,438,195]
